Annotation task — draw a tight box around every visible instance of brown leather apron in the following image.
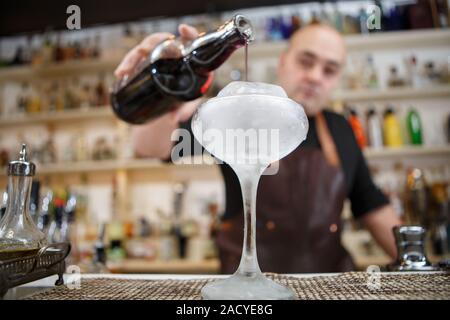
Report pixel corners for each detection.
[216,112,355,273]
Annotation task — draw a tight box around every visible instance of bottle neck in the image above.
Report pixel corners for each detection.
[188,27,248,75]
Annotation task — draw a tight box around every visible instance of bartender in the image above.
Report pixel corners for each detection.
[114,22,401,273]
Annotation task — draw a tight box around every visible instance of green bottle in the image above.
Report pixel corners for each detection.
[406,108,422,145]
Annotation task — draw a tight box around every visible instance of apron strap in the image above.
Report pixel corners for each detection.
[316,112,341,167]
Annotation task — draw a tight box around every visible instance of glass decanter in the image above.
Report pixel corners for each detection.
[0,144,47,260]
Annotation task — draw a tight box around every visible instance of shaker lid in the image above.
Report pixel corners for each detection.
[8,144,35,176]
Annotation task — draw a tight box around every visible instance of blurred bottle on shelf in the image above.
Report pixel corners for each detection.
[406,108,423,145]
[94,74,109,106]
[79,39,91,59]
[342,13,360,34]
[53,34,65,62]
[41,135,57,164]
[404,55,422,88]
[107,222,126,262]
[74,132,89,162]
[279,16,293,39]
[343,56,362,90]
[330,4,343,33]
[0,191,7,221]
[358,8,369,34]
[92,34,102,59]
[423,61,441,86]
[92,137,116,161]
[37,188,53,234]
[29,180,41,223]
[78,82,92,109]
[54,82,65,111]
[172,182,188,259]
[387,66,406,87]
[47,189,66,243]
[61,192,80,264]
[41,33,54,65]
[11,46,26,65]
[366,108,383,149]
[117,123,135,160]
[0,147,9,168]
[22,36,34,65]
[404,168,429,226]
[347,108,366,149]
[383,108,403,147]
[428,168,449,255]
[26,85,42,113]
[16,82,30,114]
[62,41,74,61]
[87,223,110,273]
[446,115,450,143]
[266,17,284,41]
[362,54,379,89]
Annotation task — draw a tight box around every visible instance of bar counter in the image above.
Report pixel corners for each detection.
[5,271,449,300]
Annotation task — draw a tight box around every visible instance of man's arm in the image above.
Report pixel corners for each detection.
[132,99,200,159]
[343,117,401,261]
[360,204,401,260]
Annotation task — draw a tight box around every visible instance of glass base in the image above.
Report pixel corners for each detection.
[201,272,296,300]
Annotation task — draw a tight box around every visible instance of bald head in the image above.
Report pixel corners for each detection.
[277,23,347,115]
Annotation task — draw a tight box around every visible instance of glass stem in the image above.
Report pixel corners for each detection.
[235,166,263,277]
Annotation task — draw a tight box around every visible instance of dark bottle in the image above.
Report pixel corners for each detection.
[111,15,254,124]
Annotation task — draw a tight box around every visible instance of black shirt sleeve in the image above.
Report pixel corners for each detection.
[324,111,389,219]
[347,132,390,219]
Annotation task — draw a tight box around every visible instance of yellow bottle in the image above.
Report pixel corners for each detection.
[383,108,403,147]
[26,86,41,113]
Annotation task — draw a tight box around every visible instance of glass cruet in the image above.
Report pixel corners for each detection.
[0,144,47,259]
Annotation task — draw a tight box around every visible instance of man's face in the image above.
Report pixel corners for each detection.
[277,25,346,115]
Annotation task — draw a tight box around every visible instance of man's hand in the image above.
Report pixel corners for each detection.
[115,24,202,159]
[115,24,199,78]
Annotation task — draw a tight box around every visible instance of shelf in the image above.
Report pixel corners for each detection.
[0,30,449,83]
[0,156,219,177]
[0,147,447,177]
[0,58,119,83]
[0,107,114,126]
[229,29,450,62]
[1,85,448,128]
[331,85,450,102]
[364,145,450,159]
[343,28,450,51]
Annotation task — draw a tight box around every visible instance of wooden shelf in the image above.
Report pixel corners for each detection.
[0,156,219,177]
[0,146,447,178]
[0,30,448,83]
[229,29,450,62]
[0,58,119,83]
[364,145,450,159]
[0,107,114,127]
[1,85,448,128]
[331,85,450,102]
[343,28,450,51]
